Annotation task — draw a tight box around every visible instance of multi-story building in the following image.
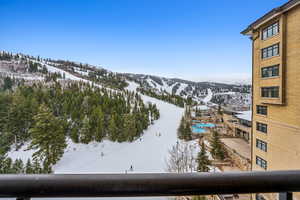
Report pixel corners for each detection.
[242,0,300,199]
[242,0,300,171]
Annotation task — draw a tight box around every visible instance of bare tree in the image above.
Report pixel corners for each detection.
[166,141,197,173]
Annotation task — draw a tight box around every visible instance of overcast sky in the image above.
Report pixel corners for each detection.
[0,0,287,83]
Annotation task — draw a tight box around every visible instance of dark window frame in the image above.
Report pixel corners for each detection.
[256,156,267,169]
[261,65,279,78]
[256,122,267,133]
[257,105,267,115]
[261,87,279,98]
[261,43,279,59]
[262,22,279,40]
[256,139,267,152]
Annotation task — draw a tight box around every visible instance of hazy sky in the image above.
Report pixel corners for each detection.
[0,0,287,82]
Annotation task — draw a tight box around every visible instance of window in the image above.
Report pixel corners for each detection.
[257,122,267,133]
[261,87,279,98]
[256,156,267,169]
[257,105,267,115]
[262,22,279,40]
[261,43,279,59]
[256,139,267,152]
[261,65,279,78]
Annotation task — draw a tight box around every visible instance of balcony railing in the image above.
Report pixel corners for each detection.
[0,170,299,200]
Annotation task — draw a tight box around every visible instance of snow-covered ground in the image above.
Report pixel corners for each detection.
[44,63,86,82]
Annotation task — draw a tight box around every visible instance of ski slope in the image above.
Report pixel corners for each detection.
[202,88,213,103]
[8,79,184,174]
[54,94,184,173]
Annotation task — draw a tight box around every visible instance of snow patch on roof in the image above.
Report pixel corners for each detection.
[236,111,252,121]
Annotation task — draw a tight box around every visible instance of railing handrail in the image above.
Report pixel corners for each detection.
[0,170,300,198]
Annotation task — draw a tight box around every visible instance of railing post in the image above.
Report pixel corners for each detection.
[279,192,293,200]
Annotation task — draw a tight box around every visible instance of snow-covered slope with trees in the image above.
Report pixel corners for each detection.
[1,51,184,174]
[1,51,250,175]
[8,94,184,173]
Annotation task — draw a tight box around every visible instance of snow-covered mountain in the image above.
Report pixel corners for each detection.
[124,73,251,105]
[0,51,251,108]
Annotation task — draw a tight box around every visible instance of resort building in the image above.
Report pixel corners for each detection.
[222,109,252,143]
[242,0,300,199]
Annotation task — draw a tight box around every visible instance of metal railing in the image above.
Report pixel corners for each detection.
[0,170,299,200]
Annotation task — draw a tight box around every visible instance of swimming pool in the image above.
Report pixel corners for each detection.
[192,125,206,133]
[196,123,215,128]
[192,123,215,134]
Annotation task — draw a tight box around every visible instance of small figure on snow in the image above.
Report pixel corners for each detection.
[130,165,133,171]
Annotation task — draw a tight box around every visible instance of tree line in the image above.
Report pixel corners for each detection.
[137,87,195,108]
[0,156,47,174]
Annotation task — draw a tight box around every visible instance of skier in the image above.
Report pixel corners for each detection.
[130,165,133,171]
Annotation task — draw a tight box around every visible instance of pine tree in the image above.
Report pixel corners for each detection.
[32,159,42,174]
[197,142,211,172]
[12,159,24,174]
[2,157,13,173]
[29,104,66,171]
[184,120,192,140]
[177,117,185,139]
[80,115,92,144]
[91,107,105,142]
[0,155,10,174]
[108,114,118,141]
[123,114,137,142]
[210,130,225,160]
[3,77,13,91]
[25,159,34,174]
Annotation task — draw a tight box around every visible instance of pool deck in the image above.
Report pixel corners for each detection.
[220,138,251,159]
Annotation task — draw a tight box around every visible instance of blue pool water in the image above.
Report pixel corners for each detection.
[192,125,206,133]
[192,123,215,134]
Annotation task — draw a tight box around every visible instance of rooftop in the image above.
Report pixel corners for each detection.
[241,0,300,35]
[235,111,252,121]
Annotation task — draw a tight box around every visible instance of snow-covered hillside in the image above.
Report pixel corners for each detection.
[8,93,184,173]
[5,56,186,174]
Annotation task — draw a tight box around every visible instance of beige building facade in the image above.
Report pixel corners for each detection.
[242,0,300,174]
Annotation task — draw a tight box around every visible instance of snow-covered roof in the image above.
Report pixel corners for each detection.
[194,105,209,110]
[236,111,252,121]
